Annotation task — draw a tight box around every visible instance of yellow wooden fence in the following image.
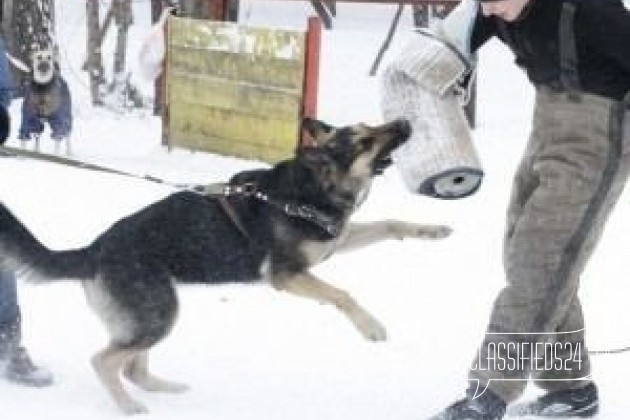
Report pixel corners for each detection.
[165,16,308,163]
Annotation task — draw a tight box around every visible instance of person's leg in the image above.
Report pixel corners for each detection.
[0,270,21,357]
[0,271,53,387]
[504,296,599,417]
[534,296,591,390]
[471,91,628,402]
[509,94,630,415]
[431,91,630,419]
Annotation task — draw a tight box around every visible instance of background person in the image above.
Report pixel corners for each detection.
[0,34,53,388]
[430,0,630,418]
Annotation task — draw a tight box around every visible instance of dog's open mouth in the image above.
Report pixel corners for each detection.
[372,120,411,175]
[373,155,393,175]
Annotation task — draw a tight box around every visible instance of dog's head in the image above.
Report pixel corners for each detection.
[298,117,411,207]
[29,44,56,85]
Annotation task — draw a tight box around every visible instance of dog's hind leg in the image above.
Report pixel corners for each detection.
[272,271,387,341]
[336,221,452,253]
[91,344,148,415]
[123,351,189,393]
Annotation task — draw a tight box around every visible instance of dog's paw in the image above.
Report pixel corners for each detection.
[420,225,452,239]
[163,382,190,394]
[365,323,387,342]
[354,311,387,342]
[387,221,452,240]
[120,399,149,416]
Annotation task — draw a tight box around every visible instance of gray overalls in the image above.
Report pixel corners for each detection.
[469,1,630,403]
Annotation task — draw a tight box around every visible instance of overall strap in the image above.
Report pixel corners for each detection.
[613,91,630,147]
[496,20,515,52]
[559,0,581,95]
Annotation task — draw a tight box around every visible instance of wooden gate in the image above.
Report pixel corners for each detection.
[164,16,321,163]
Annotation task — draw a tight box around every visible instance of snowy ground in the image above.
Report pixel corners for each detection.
[1,1,629,419]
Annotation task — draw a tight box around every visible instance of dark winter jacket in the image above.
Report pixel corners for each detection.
[0,37,13,144]
[0,38,13,108]
[19,75,72,141]
[471,0,630,100]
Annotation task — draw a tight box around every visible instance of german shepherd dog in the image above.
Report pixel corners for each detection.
[0,118,451,414]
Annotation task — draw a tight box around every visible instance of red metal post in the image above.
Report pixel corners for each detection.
[301,16,322,145]
[208,0,227,19]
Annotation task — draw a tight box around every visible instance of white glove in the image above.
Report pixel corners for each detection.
[434,0,479,59]
[390,0,479,97]
[138,7,175,81]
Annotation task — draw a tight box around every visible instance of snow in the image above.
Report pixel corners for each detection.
[1,1,629,419]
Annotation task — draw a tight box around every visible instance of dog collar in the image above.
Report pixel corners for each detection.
[199,182,343,238]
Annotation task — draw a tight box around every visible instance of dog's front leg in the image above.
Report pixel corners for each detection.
[271,271,387,341]
[91,345,149,415]
[336,220,452,253]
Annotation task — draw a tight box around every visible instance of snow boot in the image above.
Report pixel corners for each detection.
[0,319,53,387]
[4,345,54,387]
[507,383,598,418]
[429,387,507,420]
[0,322,20,360]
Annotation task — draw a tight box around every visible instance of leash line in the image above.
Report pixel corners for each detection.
[0,145,343,237]
[588,346,630,356]
[0,145,197,191]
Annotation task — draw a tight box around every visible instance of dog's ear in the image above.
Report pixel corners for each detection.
[302,117,335,145]
[298,145,334,171]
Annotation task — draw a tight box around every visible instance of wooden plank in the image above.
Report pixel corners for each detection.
[169,18,306,88]
[271,0,460,4]
[169,74,302,117]
[174,133,295,162]
[169,47,306,89]
[169,106,299,162]
[166,17,308,162]
[169,105,300,145]
[169,17,306,61]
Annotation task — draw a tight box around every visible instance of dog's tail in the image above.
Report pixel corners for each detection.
[0,203,95,281]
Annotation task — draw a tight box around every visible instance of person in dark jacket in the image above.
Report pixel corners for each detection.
[430,0,630,419]
[0,35,53,388]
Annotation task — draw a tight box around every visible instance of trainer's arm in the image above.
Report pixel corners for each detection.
[470,12,498,53]
[580,0,630,72]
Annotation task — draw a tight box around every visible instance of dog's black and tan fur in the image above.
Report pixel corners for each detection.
[0,118,450,414]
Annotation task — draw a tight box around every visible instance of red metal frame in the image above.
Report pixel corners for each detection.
[208,0,227,19]
[303,16,321,120]
[302,16,322,146]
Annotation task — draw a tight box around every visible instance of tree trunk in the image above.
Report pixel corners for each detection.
[112,0,132,75]
[1,0,14,41]
[9,0,56,89]
[86,0,104,104]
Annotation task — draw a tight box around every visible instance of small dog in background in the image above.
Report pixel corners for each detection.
[18,44,72,154]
